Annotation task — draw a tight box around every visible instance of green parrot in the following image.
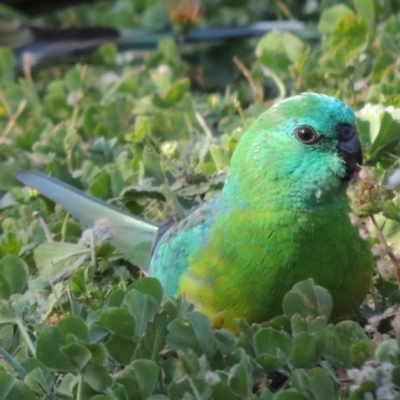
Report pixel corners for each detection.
[15,93,373,332]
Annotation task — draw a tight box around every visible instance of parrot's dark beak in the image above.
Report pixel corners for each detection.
[337,123,363,181]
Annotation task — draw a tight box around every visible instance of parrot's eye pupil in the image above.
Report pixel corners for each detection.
[294,126,318,144]
[338,124,355,141]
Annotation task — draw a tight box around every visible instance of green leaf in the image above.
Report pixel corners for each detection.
[131,277,163,303]
[130,115,150,142]
[81,361,112,392]
[391,366,400,387]
[290,368,337,400]
[318,5,350,36]
[167,311,214,358]
[57,315,90,343]
[354,0,375,29]
[123,289,158,337]
[375,339,400,363]
[255,32,308,78]
[214,329,237,354]
[71,267,86,293]
[55,373,79,398]
[209,144,230,171]
[88,170,112,200]
[383,200,400,224]
[0,304,16,324]
[0,324,13,349]
[106,333,136,365]
[36,316,90,371]
[259,387,274,400]
[116,360,159,400]
[330,11,368,58]
[152,93,170,108]
[0,255,28,295]
[165,79,190,104]
[212,381,237,400]
[65,65,84,92]
[350,340,375,367]
[98,307,136,336]
[272,389,308,400]
[33,242,89,284]
[93,42,118,66]
[0,372,15,398]
[61,343,92,370]
[254,328,293,357]
[106,288,125,307]
[369,112,400,157]
[254,328,294,373]
[321,321,367,368]
[85,343,108,365]
[0,275,10,299]
[134,311,168,360]
[283,279,332,320]
[0,232,23,258]
[291,332,321,369]
[291,315,327,337]
[0,47,15,85]
[228,359,253,398]
[3,380,36,400]
[36,328,76,371]
[24,367,53,394]
[178,350,201,377]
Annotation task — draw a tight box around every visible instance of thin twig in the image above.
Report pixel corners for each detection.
[370,214,400,288]
[23,52,34,84]
[275,0,295,19]
[1,98,27,136]
[0,88,13,118]
[0,346,27,379]
[233,56,263,104]
[33,211,54,243]
[0,88,27,136]
[260,65,286,100]
[16,319,36,357]
[195,111,214,141]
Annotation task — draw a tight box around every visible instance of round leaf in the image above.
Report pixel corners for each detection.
[0,255,28,295]
[61,343,92,370]
[283,279,332,320]
[106,333,136,365]
[81,361,112,392]
[99,307,135,336]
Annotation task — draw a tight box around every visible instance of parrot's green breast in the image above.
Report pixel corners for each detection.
[178,199,372,331]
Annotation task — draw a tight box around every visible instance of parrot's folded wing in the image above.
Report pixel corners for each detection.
[15,171,157,270]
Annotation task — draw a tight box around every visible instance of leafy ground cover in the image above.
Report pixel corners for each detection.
[1,0,400,399]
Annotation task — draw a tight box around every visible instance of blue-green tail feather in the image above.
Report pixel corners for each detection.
[15,171,157,270]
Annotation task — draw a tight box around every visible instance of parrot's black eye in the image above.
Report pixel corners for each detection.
[338,123,356,142]
[294,125,319,144]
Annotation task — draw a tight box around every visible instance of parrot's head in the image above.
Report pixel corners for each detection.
[227,93,363,210]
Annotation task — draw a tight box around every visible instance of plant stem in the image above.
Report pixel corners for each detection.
[0,346,27,378]
[33,211,53,242]
[61,212,70,243]
[77,375,84,400]
[370,214,400,288]
[260,65,286,100]
[233,56,263,104]
[16,318,36,357]
[188,376,203,400]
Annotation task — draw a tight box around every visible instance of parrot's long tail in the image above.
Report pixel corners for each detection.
[15,171,157,270]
